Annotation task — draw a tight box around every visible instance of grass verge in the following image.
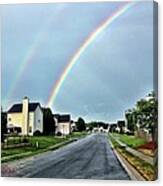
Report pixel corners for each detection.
[1,132,87,163]
[111,133,146,148]
[109,135,156,181]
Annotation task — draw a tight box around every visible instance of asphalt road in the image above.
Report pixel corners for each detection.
[2,133,130,180]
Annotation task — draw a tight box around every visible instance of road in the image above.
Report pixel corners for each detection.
[2,133,130,180]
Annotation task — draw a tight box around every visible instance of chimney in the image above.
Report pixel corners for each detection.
[22,96,29,135]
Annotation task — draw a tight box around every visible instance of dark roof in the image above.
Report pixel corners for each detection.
[29,103,40,112]
[59,115,70,123]
[53,114,70,123]
[8,103,40,113]
[53,114,60,120]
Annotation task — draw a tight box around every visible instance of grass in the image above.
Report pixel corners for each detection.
[1,132,87,162]
[117,148,156,181]
[68,131,87,138]
[112,133,146,148]
[1,136,67,158]
[109,135,156,181]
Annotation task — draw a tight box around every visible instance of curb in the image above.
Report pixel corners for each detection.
[1,138,77,163]
[109,139,146,181]
[109,134,154,166]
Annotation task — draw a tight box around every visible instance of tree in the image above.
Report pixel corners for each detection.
[125,91,157,143]
[1,107,7,142]
[42,108,55,135]
[76,117,86,132]
[125,109,138,132]
[135,93,158,143]
[117,120,125,134]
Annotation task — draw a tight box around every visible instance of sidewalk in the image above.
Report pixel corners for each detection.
[110,134,155,166]
[126,146,154,165]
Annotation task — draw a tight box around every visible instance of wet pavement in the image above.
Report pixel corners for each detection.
[1,133,130,180]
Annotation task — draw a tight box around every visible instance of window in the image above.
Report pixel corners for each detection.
[15,127,22,134]
[8,118,11,121]
[38,119,40,123]
[29,126,32,133]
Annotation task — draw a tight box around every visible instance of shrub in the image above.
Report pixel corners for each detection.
[33,130,42,136]
[56,131,62,136]
[22,137,29,143]
[126,131,134,136]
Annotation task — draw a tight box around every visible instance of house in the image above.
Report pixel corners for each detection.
[92,127,99,133]
[7,97,43,135]
[109,123,117,133]
[53,114,71,135]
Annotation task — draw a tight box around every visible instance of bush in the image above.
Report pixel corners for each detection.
[56,131,62,136]
[33,130,42,136]
[22,137,29,143]
[126,131,134,136]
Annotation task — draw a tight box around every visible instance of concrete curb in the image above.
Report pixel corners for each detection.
[1,138,76,163]
[110,133,154,166]
[1,152,32,162]
[109,139,146,181]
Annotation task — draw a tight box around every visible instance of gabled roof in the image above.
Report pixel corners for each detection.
[59,115,70,123]
[29,103,41,112]
[53,114,60,120]
[8,103,40,113]
[53,114,70,123]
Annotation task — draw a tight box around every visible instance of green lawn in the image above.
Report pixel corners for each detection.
[109,135,156,180]
[28,136,67,149]
[112,133,146,148]
[2,136,66,157]
[1,132,87,162]
[69,131,87,138]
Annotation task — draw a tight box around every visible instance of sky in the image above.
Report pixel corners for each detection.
[1,1,154,122]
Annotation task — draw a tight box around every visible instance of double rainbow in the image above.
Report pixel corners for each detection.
[6,4,66,104]
[47,2,135,108]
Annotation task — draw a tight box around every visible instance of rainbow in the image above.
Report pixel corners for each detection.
[47,2,136,108]
[6,4,66,104]
[7,31,44,101]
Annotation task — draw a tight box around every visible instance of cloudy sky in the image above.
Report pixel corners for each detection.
[1,1,154,122]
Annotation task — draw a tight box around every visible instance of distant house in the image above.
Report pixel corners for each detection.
[109,123,117,133]
[54,114,71,135]
[7,97,43,135]
[92,127,99,133]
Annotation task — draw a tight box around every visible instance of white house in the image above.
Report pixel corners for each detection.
[54,114,71,135]
[7,97,43,135]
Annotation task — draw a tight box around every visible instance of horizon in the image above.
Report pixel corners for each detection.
[2,90,152,124]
